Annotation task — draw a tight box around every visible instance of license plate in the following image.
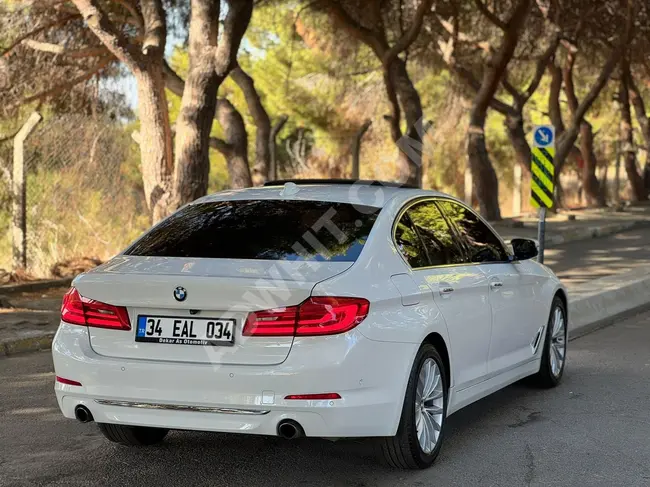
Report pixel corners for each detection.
[136,316,235,346]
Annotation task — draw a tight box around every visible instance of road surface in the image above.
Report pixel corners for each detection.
[2,310,650,486]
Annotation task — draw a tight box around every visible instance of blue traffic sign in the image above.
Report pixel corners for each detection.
[533,125,555,148]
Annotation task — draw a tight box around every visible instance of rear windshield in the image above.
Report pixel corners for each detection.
[124,200,381,262]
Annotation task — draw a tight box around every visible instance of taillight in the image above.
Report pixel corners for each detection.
[61,287,131,330]
[243,297,369,337]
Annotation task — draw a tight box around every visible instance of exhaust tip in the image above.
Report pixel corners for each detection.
[277,419,304,440]
[74,405,94,423]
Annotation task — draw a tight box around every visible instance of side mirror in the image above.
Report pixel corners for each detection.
[511,238,539,261]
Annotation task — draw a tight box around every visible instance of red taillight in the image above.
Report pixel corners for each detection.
[243,297,369,337]
[56,376,82,386]
[61,287,131,330]
[285,393,341,400]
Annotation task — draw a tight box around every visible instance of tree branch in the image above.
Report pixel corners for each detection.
[20,56,112,105]
[162,60,185,96]
[562,51,579,115]
[70,0,142,72]
[523,32,560,101]
[474,0,507,30]
[383,0,434,66]
[209,137,233,155]
[140,0,166,56]
[321,1,386,56]
[1,13,81,58]
[21,39,109,59]
[214,0,254,74]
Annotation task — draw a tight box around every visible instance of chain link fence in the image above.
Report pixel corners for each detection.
[0,113,150,278]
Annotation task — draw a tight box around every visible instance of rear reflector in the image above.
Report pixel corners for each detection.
[56,376,82,386]
[243,297,369,337]
[285,393,341,400]
[61,287,131,330]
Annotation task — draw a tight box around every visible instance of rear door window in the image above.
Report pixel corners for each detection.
[436,200,508,263]
[406,201,465,266]
[125,200,381,262]
[394,214,429,268]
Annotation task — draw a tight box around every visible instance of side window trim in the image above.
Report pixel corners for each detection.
[434,197,511,263]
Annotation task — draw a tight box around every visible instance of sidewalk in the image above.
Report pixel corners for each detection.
[4,204,650,357]
[492,204,650,246]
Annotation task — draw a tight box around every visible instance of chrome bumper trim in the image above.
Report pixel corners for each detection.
[94,399,270,415]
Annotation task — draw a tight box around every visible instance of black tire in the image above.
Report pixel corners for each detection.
[97,423,169,446]
[530,295,567,388]
[378,343,448,469]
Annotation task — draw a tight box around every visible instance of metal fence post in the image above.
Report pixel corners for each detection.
[12,112,42,272]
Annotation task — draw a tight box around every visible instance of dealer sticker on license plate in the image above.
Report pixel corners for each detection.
[136,316,235,346]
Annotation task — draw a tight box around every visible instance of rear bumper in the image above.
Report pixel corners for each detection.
[52,323,416,438]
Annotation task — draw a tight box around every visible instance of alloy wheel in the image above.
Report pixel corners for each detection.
[549,306,566,377]
[415,358,444,454]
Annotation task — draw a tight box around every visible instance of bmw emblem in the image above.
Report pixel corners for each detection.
[173,286,187,302]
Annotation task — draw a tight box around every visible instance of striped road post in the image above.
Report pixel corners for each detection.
[531,125,556,264]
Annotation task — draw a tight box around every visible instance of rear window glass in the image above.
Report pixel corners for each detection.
[124,200,381,262]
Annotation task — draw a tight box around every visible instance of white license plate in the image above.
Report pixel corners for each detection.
[136,316,235,346]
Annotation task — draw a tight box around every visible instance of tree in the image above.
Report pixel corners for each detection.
[314,0,435,187]
[551,0,635,190]
[619,58,646,201]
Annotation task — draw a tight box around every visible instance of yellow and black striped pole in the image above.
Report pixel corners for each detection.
[531,126,555,264]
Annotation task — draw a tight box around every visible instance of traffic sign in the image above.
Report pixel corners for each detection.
[533,125,555,148]
[530,125,556,264]
[530,147,555,209]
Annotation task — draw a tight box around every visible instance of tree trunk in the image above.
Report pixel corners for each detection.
[627,70,650,193]
[134,65,174,222]
[619,70,647,201]
[172,0,253,207]
[231,66,271,186]
[505,111,531,173]
[468,121,501,220]
[351,120,372,179]
[213,99,252,188]
[578,121,605,207]
[270,115,288,180]
[388,57,424,187]
[467,0,531,220]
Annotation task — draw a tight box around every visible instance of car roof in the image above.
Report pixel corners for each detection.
[195,181,450,209]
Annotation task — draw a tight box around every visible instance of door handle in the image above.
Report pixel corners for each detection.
[440,285,454,295]
[490,281,503,290]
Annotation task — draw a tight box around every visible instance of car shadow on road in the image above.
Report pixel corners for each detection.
[82,380,549,487]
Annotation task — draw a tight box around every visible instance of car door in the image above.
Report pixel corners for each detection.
[394,200,492,391]
[436,199,538,374]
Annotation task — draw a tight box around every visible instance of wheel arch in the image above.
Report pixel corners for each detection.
[554,287,568,322]
[422,332,451,389]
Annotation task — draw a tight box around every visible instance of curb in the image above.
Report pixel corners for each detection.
[545,220,650,248]
[568,264,650,339]
[0,332,56,357]
[0,278,72,295]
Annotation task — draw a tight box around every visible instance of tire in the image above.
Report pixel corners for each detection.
[378,343,448,469]
[530,295,567,388]
[97,423,169,446]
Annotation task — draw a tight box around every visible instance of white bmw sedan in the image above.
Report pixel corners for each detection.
[52,180,567,469]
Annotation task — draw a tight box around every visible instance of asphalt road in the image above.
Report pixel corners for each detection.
[2,311,650,487]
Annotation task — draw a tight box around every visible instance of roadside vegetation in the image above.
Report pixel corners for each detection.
[1,0,650,277]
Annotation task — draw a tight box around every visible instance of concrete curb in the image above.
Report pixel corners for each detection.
[0,331,56,357]
[568,264,650,340]
[0,278,72,295]
[546,220,650,248]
